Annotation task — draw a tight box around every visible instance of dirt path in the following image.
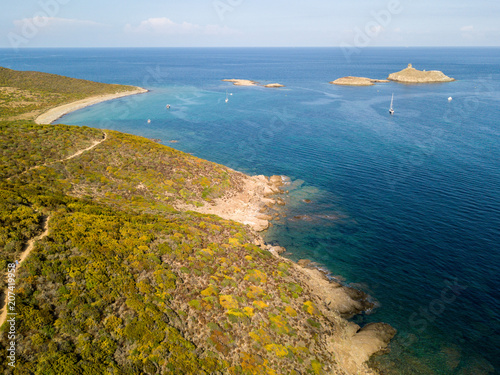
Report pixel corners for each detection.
[8,131,107,180]
[61,131,107,162]
[0,216,50,328]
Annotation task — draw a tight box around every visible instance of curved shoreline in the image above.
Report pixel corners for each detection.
[35,87,148,125]
[31,82,395,373]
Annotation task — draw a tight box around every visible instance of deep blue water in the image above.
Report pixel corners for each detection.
[2,47,499,374]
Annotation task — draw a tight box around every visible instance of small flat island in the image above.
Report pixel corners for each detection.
[330,76,389,86]
[223,79,285,88]
[388,64,455,83]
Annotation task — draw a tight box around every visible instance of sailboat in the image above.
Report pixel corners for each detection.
[389,93,394,115]
[225,91,229,103]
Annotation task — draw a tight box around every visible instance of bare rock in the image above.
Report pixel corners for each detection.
[271,246,286,254]
[348,323,397,365]
[256,214,273,221]
[252,220,269,232]
[263,186,276,196]
[222,79,258,86]
[330,76,389,86]
[333,322,396,374]
[297,259,312,267]
[268,246,287,256]
[269,175,284,187]
[262,198,276,207]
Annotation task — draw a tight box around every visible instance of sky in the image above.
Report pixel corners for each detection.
[1,0,499,48]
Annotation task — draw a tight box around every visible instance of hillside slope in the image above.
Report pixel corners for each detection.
[0,69,395,374]
[0,67,139,121]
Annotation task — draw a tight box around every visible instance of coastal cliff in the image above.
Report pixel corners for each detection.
[0,68,395,375]
[388,64,455,83]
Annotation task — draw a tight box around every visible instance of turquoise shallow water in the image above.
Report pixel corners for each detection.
[2,47,500,374]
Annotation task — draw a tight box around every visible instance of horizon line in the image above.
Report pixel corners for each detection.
[1,45,500,50]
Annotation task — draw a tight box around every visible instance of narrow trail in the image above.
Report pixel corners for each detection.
[1,131,108,326]
[8,131,107,180]
[60,131,107,162]
[0,216,50,328]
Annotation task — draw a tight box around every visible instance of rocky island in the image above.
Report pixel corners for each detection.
[330,76,390,86]
[388,63,455,83]
[264,83,285,88]
[223,79,285,88]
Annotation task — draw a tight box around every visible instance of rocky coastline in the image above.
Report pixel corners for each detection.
[184,171,397,374]
[36,84,396,374]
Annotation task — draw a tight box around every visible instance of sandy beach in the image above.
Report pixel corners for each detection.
[35,87,148,124]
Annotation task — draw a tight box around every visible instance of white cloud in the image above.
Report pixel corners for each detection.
[124,17,236,36]
[460,25,474,32]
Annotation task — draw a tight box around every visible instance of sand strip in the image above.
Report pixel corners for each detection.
[35,87,148,124]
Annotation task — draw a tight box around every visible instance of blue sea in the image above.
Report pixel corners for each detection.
[2,47,499,374]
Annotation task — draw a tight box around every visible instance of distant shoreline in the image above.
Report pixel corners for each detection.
[35,87,149,124]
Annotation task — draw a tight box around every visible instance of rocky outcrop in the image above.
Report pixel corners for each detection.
[333,322,397,374]
[264,83,285,88]
[388,64,455,83]
[293,261,374,318]
[223,79,285,88]
[271,256,396,374]
[222,79,259,86]
[330,77,389,86]
[181,174,287,232]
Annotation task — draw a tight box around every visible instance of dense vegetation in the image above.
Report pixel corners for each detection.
[0,121,103,179]
[0,68,356,374]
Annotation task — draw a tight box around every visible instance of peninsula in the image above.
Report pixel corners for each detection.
[330,76,390,86]
[0,67,394,375]
[388,63,455,83]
